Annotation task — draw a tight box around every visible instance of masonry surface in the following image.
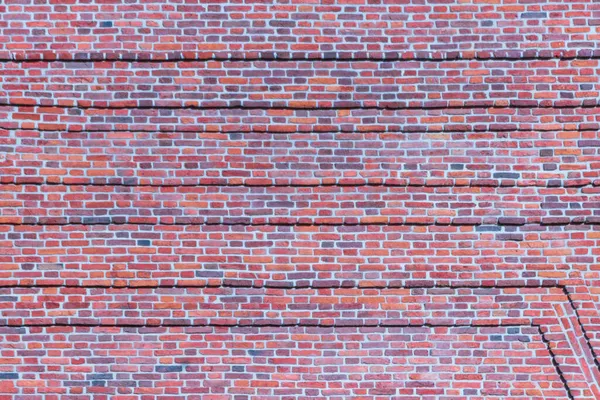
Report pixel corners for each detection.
[0,0,600,399]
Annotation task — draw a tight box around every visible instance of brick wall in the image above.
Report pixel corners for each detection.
[1,1,600,399]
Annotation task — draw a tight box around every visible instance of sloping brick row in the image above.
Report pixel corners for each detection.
[2,129,599,187]
[2,59,600,109]
[0,184,598,226]
[3,106,600,133]
[1,224,598,289]
[0,326,577,399]
[0,0,598,60]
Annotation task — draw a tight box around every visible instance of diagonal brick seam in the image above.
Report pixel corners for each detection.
[537,325,577,400]
[0,285,598,398]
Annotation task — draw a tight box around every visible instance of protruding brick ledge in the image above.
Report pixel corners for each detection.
[0,184,598,226]
[5,50,600,62]
[1,129,598,186]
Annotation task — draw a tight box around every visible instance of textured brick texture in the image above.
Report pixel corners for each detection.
[1,1,600,399]
[1,0,600,60]
[2,129,599,186]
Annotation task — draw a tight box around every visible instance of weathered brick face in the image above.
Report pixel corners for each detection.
[1,1,600,399]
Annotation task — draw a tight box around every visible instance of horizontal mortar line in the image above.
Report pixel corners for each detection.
[3,102,600,111]
[1,220,596,227]
[0,283,566,290]
[0,322,532,328]
[1,181,596,189]
[1,126,600,135]
[2,54,600,64]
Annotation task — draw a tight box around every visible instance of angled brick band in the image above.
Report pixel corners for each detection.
[2,59,600,109]
[1,129,599,186]
[0,184,598,226]
[0,0,599,60]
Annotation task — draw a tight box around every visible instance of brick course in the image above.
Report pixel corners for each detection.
[1,0,599,60]
[1,224,599,289]
[0,184,598,226]
[2,59,600,109]
[4,107,600,134]
[2,129,599,186]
